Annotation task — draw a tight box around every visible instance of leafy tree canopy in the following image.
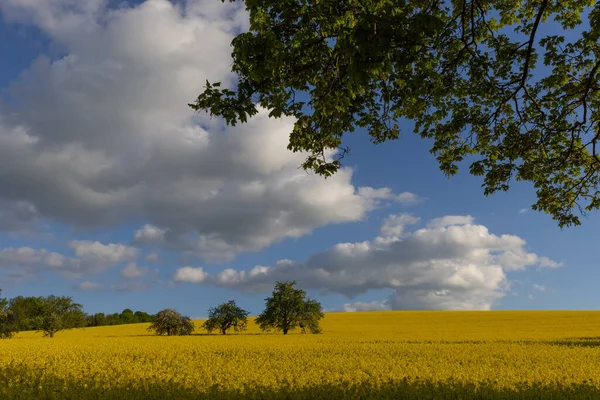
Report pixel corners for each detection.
[148,309,195,336]
[133,311,154,323]
[192,0,600,227]
[32,295,86,338]
[8,296,45,331]
[0,289,7,311]
[255,281,324,335]
[0,289,17,339]
[202,300,250,335]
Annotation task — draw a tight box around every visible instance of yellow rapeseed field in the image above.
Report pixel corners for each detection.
[2,311,600,399]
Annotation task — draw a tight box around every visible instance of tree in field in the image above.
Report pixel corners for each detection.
[0,290,17,339]
[32,296,86,338]
[0,309,16,339]
[148,309,194,336]
[192,0,600,228]
[298,298,324,334]
[255,281,324,335]
[8,296,45,331]
[202,300,249,335]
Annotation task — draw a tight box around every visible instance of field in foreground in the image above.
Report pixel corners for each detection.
[2,311,600,399]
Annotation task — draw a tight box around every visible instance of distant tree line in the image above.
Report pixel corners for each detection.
[86,309,154,327]
[1,281,324,339]
[0,289,155,338]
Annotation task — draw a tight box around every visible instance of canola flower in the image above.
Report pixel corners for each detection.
[1,311,600,399]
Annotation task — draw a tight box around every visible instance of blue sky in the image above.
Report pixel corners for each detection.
[0,0,598,318]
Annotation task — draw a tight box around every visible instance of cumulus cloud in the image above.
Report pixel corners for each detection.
[173,214,560,310]
[120,262,148,279]
[0,0,408,263]
[358,188,422,207]
[172,266,206,283]
[379,214,420,238]
[342,300,391,312]
[0,241,136,280]
[74,280,149,292]
[133,225,166,245]
[427,215,474,229]
[69,241,137,264]
[396,192,424,206]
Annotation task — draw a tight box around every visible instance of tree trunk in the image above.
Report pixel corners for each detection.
[222,328,227,335]
[283,328,288,335]
[49,331,55,338]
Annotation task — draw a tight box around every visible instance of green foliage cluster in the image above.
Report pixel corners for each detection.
[192,0,600,227]
[148,309,195,336]
[200,281,324,336]
[0,290,17,339]
[1,293,85,339]
[86,309,154,327]
[256,281,324,335]
[2,281,324,338]
[148,281,323,336]
[202,300,249,335]
[0,291,155,339]
[7,296,45,332]
[31,296,86,338]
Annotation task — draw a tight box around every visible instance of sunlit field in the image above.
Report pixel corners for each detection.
[2,311,600,399]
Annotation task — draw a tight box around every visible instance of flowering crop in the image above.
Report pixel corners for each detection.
[1,311,600,399]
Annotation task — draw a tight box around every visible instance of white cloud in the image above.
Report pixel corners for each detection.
[120,262,148,279]
[0,0,408,262]
[427,215,474,229]
[74,280,149,292]
[0,241,134,280]
[357,188,422,207]
[172,266,206,283]
[342,300,391,312]
[532,284,546,292]
[134,224,165,245]
[528,294,535,300]
[173,214,559,310]
[69,241,137,264]
[519,208,529,215]
[379,214,420,238]
[396,192,423,206]
[537,257,561,268]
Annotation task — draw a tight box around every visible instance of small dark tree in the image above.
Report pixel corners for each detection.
[32,295,85,338]
[148,309,194,336]
[202,300,249,335]
[0,290,17,339]
[255,281,324,335]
